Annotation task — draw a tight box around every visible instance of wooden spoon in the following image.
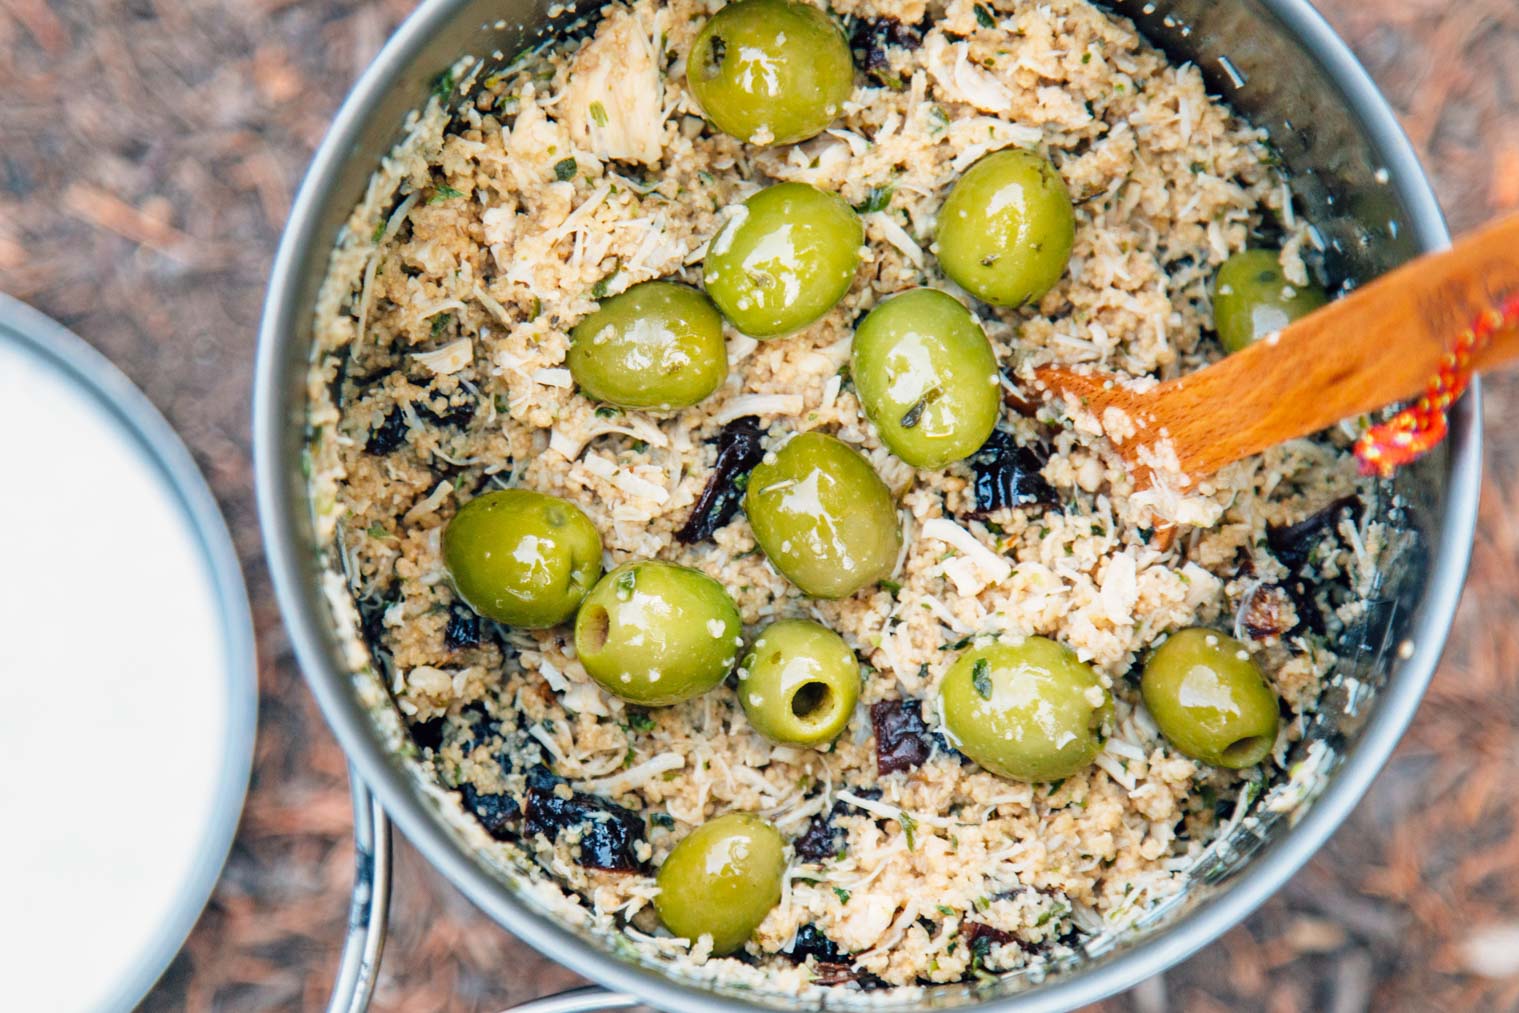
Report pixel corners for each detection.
[1032,213,1519,480]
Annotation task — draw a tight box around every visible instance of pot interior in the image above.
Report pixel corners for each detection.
[259,0,1464,1009]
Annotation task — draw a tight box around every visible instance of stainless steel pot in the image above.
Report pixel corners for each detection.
[255,2,1480,1010]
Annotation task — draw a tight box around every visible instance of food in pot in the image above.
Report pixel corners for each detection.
[1141,627,1281,769]
[687,0,855,146]
[738,619,861,746]
[703,182,864,337]
[307,0,1383,995]
[850,287,1001,468]
[1212,248,1329,353]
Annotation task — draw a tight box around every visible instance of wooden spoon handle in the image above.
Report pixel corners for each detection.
[1162,213,1519,476]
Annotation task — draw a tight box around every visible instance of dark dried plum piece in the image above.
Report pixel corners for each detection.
[417,391,476,429]
[677,416,766,544]
[525,782,646,872]
[461,703,502,752]
[795,800,848,861]
[787,923,844,963]
[460,783,521,841]
[525,762,566,792]
[364,406,410,455]
[871,698,934,775]
[1265,494,1361,570]
[847,15,925,88]
[970,430,1059,515]
[409,715,447,751]
[444,603,481,650]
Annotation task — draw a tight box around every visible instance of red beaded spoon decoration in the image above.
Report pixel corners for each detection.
[1354,291,1519,478]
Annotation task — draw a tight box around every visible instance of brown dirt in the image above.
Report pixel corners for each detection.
[1,1,1516,1010]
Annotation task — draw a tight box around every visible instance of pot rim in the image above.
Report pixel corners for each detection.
[254,1,1477,1009]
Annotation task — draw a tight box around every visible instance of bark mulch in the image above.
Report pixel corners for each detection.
[2,0,1516,1010]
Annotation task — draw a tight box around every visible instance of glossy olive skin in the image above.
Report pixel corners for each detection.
[851,288,1002,468]
[687,0,854,146]
[936,148,1075,307]
[567,282,728,410]
[654,813,786,954]
[574,561,742,706]
[738,619,861,746]
[703,183,863,338]
[1212,249,1328,353]
[442,489,603,628]
[744,432,902,598]
[1141,627,1280,768]
[939,637,1112,782]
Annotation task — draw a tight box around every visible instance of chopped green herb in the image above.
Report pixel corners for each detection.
[852,184,894,214]
[937,904,957,917]
[650,811,676,829]
[432,68,456,101]
[589,101,609,127]
[430,312,453,337]
[972,658,993,699]
[878,578,902,596]
[626,709,656,733]
[631,440,649,454]
[941,635,974,652]
[974,3,996,28]
[554,157,578,182]
[367,522,389,539]
[595,405,622,418]
[898,810,918,850]
[494,394,510,414]
[428,184,463,204]
[371,219,387,244]
[833,886,851,904]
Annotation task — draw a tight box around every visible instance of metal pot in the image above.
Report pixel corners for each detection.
[255,1,1480,1009]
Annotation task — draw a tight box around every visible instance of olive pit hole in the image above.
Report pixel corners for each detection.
[790,681,833,720]
[1220,734,1270,767]
[582,606,610,652]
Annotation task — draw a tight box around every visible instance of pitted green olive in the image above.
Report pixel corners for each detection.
[574,561,742,706]
[1141,627,1279,768]
[703,183,863,338]
[568,281,728,410]
[687,0,854,146]
[851,288,1002,468]
[738,619,860,746]
[1212,249,1328,353]
[654,812,786,954]
[443,489,603,628]
[935,148,1075,307]
[939,637,1112,782]
[743,432,901,598]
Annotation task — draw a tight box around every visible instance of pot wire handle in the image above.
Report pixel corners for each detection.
[328,769,392,1013]
[495,986,642,1012]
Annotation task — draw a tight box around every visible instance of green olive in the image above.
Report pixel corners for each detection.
[574,561,742,706]
[567,281,728,410]
[654,812,785,954]
[850,288,1002,468]
[442,489,603,628]
[738,619,860,746]
[687,0,854,146]
[935,148,1075,307]
[1141,627,1279,768]
[939,637,1112,782]
[744,431,901,598]
[703,182,863,338]
[1212,249,1328,353]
